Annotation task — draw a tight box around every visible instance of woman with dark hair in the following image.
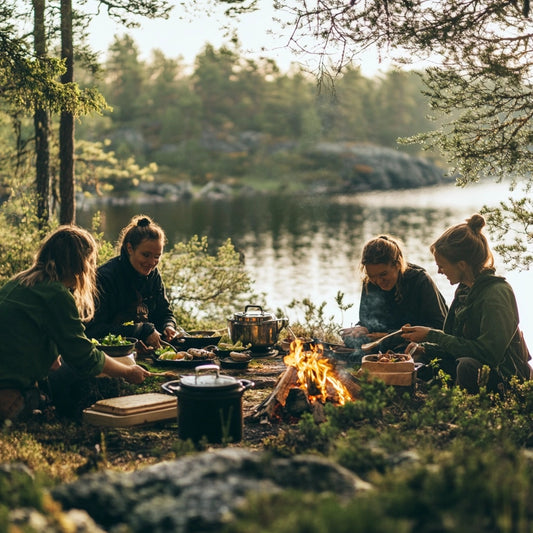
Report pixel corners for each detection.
[341,234,448,352]
[0,226,150,422]
[402,214,531,393]
[85,215,183,350]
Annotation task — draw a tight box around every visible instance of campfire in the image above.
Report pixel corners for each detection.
[251,339,360,423]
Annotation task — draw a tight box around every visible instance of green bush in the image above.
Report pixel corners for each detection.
[160,234,264,329]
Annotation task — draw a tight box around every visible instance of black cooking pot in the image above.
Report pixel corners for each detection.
[161,364,254,444]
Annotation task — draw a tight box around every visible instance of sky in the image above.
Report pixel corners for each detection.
[85,0,393,76]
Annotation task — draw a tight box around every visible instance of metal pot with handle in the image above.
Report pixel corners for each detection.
[227,305,288,351]
[162,364,254,444]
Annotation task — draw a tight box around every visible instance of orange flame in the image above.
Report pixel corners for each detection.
[283,338,352,405]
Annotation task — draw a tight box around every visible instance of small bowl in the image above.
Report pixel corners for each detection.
[97,337,138,357]
[331,346,358,362]
[219,359,250,370]
[173,331,222,350]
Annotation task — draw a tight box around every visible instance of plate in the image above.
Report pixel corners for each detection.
[154,357,216,369]
[215,348,251,358]
[172,333,222,350]
[219,358,250,370]
[249,349,279,359]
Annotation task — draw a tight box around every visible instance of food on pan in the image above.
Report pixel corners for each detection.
[93,334,132,346]
[157,347,216,361]
[218,340,251,351]
[158,351,186,361]
[229,351,251,362]
[154,345,177,358]
[186,348,216,360]
[377,350,412,363]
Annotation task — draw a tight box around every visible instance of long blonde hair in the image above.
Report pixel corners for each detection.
[14,226,98,320]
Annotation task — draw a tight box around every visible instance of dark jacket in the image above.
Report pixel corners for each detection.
[358,263,448,332]
[85,250,176,343]
[423,271,531,381]
[0,280,105,390]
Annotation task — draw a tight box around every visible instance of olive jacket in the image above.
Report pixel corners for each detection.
[422,271,531,380]
[85,250,177,343]
[0,280,105,391]
[358,263,448,332]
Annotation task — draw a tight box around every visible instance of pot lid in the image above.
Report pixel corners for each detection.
[180,365,242,391]
[231,305,275,324]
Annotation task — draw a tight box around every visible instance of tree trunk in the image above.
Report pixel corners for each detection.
[33,0,50,228]
[59,0,75,225]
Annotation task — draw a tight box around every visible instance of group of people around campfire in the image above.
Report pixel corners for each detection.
[0,212,531,422]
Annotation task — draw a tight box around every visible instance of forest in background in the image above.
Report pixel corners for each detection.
[70,35,444,193]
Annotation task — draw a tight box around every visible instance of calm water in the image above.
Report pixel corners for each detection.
[76,182,533,346]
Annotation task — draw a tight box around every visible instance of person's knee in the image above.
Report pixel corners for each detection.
[0,389,25,421]
[456,357,482,394]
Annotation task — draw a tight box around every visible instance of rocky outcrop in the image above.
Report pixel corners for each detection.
[51,448,372,532]
[71,139,452,208]
[305,142,452,192]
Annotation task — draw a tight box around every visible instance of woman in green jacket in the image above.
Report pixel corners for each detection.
[0,226,150,421]
[402,214,531,393]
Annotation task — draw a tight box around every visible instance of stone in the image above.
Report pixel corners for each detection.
[51,448,372,532]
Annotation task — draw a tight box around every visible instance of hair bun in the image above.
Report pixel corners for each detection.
[467,213,485,233]
[136,217,151,228]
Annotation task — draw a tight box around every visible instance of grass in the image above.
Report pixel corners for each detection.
[1,368,532,532]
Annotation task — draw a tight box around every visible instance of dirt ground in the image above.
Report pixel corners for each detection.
[20,354,292,475]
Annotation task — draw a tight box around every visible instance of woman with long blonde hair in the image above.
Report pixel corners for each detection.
[0,226,149,421]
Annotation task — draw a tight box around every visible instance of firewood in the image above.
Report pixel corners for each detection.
[337,370,363,400]
[285,387,311,418]
[251,359,362,422]
[251,366,298,420]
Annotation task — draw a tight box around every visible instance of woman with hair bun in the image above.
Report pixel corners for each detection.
[341,234,448,353]
[85,215,182,350]
[402,214,531,393]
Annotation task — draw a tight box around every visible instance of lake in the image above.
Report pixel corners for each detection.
[76,181,533,347]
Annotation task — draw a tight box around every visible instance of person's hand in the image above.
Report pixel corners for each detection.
[49,357,61,371]
[145,330,162,348]
[174,326,188,338]
[125,364,151,384]
[340,325,369,338]
[406,342,425,357]
[163,326,178,341]
[401,325,430,343]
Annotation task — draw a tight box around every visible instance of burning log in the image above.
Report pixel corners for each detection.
[252,366,299,420]
[251,339,361,422]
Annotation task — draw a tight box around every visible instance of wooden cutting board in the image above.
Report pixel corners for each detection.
[82,405,177,427]
[90,393,177,415]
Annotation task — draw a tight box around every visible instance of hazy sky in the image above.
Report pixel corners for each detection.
[86,0,392,76]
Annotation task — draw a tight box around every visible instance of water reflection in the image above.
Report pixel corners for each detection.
[76,182,532,345]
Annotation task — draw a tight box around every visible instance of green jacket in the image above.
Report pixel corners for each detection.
[0,280,106,390]
[423,271,530,380]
